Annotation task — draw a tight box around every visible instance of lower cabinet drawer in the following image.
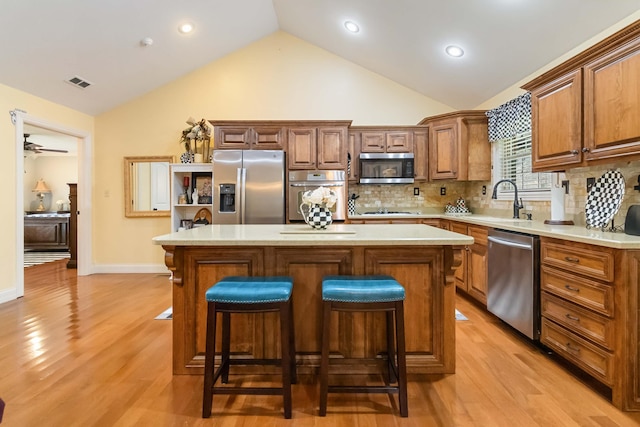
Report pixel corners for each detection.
[541,292,614,350]
[541,318,613,386]
[541,265,614,316]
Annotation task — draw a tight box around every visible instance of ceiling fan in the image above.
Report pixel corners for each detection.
[23,134,68,154]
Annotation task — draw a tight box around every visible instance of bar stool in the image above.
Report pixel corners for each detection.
[319,275,408,417]
[202,276,296,419]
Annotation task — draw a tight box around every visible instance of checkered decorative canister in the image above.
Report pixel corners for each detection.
[306,204,333,229]
[348,199,356,216]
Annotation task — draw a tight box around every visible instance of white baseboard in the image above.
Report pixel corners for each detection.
[89,264,171,274]
[0,287,18,304]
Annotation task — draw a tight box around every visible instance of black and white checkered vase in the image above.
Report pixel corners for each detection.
[307,205,333,229]
[585,170,625,230]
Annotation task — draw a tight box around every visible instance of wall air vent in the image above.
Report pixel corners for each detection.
[65,76,92,89]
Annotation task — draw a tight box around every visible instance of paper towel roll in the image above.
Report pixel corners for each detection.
[550,185,566,221]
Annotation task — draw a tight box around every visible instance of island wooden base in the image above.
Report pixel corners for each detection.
[163,244,463,376]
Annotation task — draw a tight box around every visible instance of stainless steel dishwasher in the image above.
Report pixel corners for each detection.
[487,229,540,340]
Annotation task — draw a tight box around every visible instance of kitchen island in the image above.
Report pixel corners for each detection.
[153,223,472,375]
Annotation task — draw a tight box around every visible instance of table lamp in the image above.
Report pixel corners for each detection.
[32,179,51,211]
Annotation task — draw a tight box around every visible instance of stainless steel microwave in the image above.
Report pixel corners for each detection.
[359,153,414,184]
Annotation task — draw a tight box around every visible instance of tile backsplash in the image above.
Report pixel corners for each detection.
[348,160,640,228]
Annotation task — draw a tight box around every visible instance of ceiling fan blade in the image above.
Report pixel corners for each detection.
[37,148,69,153]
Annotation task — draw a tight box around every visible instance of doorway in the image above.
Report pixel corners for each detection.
[13,111,92,298]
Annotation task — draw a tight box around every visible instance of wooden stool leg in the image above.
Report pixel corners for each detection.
[221,312,231,383]
[202,301,218,418]
[280,300,293,419]
[288,298,297,384]
[395,301,408,417]
[386,310,397,384]
[319,300,332,416]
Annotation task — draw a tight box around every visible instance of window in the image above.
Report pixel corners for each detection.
[492,131,551,200]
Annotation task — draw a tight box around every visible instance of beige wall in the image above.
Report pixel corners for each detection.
[94,31,452,268]
[0,83,93,298]
[24,156,78,212]
[475,10,640,110]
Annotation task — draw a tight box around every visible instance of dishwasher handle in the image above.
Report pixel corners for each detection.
[488,235,533,250]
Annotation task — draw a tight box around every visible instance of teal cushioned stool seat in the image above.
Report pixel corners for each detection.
[319,275,408,417]
[206,276,293,304]
[322,275,405,303]
[202,276,296,419]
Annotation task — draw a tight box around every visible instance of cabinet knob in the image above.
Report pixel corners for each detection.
[581,147,590,153]
[570,150,579,155]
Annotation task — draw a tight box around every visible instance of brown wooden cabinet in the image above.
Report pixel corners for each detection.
[540,238,617,387]
[413,129,429,181]
[467,226,488,304]
[163,242,460,376]
[529,70,583,171]
[446,221,488,304]
[422,219,448,230]
[627,250,640,411]
[449,222,468,292]
[523,21,640,171]
[347,131,360,182]
[349,126,429,181]
[212,122,286,150]
[419,111,490,181]
[287,126,348,170]
[539,237,640,411]
[359,129,414,153]
[24,214,69,250]
[583,38,640,162]
[347,218,421,224]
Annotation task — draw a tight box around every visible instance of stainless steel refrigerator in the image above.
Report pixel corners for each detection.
[212,150,285,224]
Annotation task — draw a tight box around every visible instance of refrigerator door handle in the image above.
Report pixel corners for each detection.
[239,168,247,224]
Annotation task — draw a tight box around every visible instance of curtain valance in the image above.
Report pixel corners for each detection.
[485,92,531,142]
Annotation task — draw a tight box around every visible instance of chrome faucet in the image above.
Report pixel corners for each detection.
[491,179,523,219]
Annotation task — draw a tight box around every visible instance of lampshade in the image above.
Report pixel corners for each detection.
[32,179,51,193]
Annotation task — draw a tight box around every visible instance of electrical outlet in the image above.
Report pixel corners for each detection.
[413,187,420,196]
[440,187,446,196]
[587,177,596,193]
[482,185,486,195]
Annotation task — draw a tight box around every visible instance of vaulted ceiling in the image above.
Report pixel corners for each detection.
[2,1,638,116]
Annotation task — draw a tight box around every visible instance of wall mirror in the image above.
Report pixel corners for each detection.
[124,156,172,218]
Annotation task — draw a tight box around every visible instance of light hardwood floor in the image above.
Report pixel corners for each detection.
[1,261,639,426]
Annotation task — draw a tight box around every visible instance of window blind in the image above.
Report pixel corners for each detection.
[496,131,551,194]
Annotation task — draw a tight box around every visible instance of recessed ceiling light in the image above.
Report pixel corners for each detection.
[178,22,194,34]
[445,45,464,57]
[344,21,360,33]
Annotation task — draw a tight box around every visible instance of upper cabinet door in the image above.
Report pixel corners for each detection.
[215,127,252,149]
[584,38,640,162]
[429,122,458,180]
[530,70,583,172]
[287,127,317,169]
[253,126,286,150]
[360,131,386,153]
[412,129,429,181]
[386,131,413,153]
[317,127,347,170]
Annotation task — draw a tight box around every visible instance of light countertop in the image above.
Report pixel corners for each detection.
[152,223,474,247]
[349,212,640,249]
